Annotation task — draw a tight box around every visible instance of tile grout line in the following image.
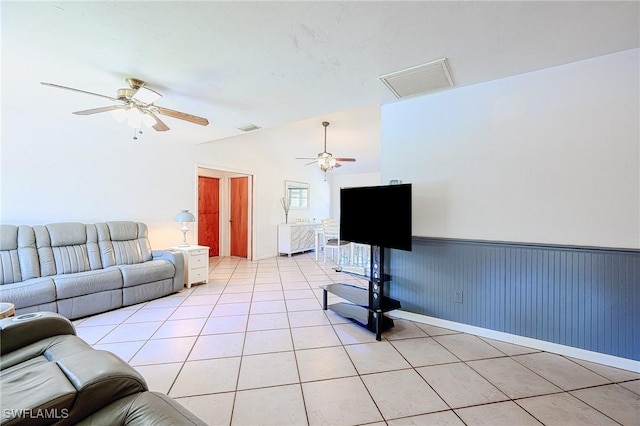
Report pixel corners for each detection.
[77,253,639,425]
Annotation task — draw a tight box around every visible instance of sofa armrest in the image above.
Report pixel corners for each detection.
[0,312,76,354]
[152,249,185,292]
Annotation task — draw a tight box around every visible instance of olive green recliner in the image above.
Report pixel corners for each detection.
[0,312,205,426]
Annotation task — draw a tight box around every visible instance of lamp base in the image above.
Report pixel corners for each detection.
[180,226,190,247]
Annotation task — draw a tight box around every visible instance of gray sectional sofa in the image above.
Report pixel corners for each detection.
[0,221,184,319]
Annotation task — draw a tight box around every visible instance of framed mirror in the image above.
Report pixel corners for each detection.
[285,180,310,210]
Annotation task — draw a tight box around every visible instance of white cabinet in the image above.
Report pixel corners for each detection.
[170,245,209,288]
[278,223,320,257]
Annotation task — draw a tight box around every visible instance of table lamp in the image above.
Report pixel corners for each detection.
[174,209,196,246]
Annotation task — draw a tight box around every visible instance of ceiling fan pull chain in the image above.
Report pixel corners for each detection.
[133,128,138,141]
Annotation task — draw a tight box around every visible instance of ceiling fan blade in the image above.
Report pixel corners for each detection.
[335,157,356,162]
[72,105,123,115]
[304,161,317,166]
[41,82,120,102]
[155,106,209,126]
[334,163,342,168]
[132,86,162,106]
[295,157,318,160]
[146,111,170,131]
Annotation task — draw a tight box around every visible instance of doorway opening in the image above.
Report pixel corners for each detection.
[196,166,253,260]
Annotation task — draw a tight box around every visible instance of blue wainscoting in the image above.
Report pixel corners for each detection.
[388,237,640,361]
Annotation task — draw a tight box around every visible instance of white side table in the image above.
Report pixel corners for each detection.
[170,245,210,288]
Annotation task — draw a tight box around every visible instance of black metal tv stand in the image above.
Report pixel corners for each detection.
[321,245,400,340]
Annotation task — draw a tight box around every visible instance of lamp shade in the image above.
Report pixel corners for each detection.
[175,210,196,222]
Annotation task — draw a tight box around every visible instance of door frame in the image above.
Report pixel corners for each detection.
[195,163,254,260]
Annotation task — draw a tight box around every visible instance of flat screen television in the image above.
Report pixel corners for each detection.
[340,183,412,251]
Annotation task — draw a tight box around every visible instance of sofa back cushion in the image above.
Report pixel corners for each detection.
[96,222,153,267]
[0,225,40,284]
[34,223,102,276]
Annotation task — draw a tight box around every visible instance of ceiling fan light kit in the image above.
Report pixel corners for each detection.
[296,121,356,173]
[318,151,337,172]
[111,106,156,129]
[41,77,209,140]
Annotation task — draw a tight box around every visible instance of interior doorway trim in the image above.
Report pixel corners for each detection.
[195,163,255,260]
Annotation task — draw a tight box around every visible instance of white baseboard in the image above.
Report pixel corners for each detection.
[392,310,640,373]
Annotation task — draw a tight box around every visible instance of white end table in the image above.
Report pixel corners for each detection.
[170,245,210,288]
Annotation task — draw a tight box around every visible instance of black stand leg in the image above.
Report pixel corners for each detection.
[370,245,384,341]
[323,245,399,341]
[322,287,328,310]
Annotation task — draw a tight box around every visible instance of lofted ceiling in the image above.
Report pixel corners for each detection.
[2,1,638,174]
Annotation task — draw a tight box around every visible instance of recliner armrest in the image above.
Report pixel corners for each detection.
[0,312,76,355]
[152,249,184,268]
[76,391,207,426]
[152,249,185,292]
[55,349,148,424]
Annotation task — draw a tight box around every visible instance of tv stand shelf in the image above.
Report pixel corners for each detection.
[321,245,400,340]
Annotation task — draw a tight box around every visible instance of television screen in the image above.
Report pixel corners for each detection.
[340,183,412,251]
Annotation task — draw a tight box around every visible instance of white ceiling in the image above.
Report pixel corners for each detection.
[2,1,638,174]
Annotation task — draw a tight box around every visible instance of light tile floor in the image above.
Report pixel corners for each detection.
[74,254,640,426]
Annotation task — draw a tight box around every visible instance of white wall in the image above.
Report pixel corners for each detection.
[1,95,379,257]
[0,103,198,249]
[0,112,332,256]
[381,49,640,248]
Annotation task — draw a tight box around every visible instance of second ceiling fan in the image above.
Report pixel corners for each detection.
[296,121,356,172]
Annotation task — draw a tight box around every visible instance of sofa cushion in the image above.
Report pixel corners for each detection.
[47,222,88,247]
[96,222,153,267]
[57,290,123,320]
[0,334,92,425]
[0,225,18,251]
[1,225,40,285]
[53,268,122,299]
[106,221,139,241]
[1,359,77,425]
[35,223,102,277]
[118,260,175,288]
[0,277,56,310]
[0,314,77,360]
[1,334,90,373]
[0,226,20,285]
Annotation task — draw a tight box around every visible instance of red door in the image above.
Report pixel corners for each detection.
[198,176,220,256]
[230,176,248,258]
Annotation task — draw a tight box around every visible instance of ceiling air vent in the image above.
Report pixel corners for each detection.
[238,124,262,132]
[380,58,454,99]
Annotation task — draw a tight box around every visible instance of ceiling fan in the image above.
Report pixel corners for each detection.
[296,121,356,172]
[41,77,209,137]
